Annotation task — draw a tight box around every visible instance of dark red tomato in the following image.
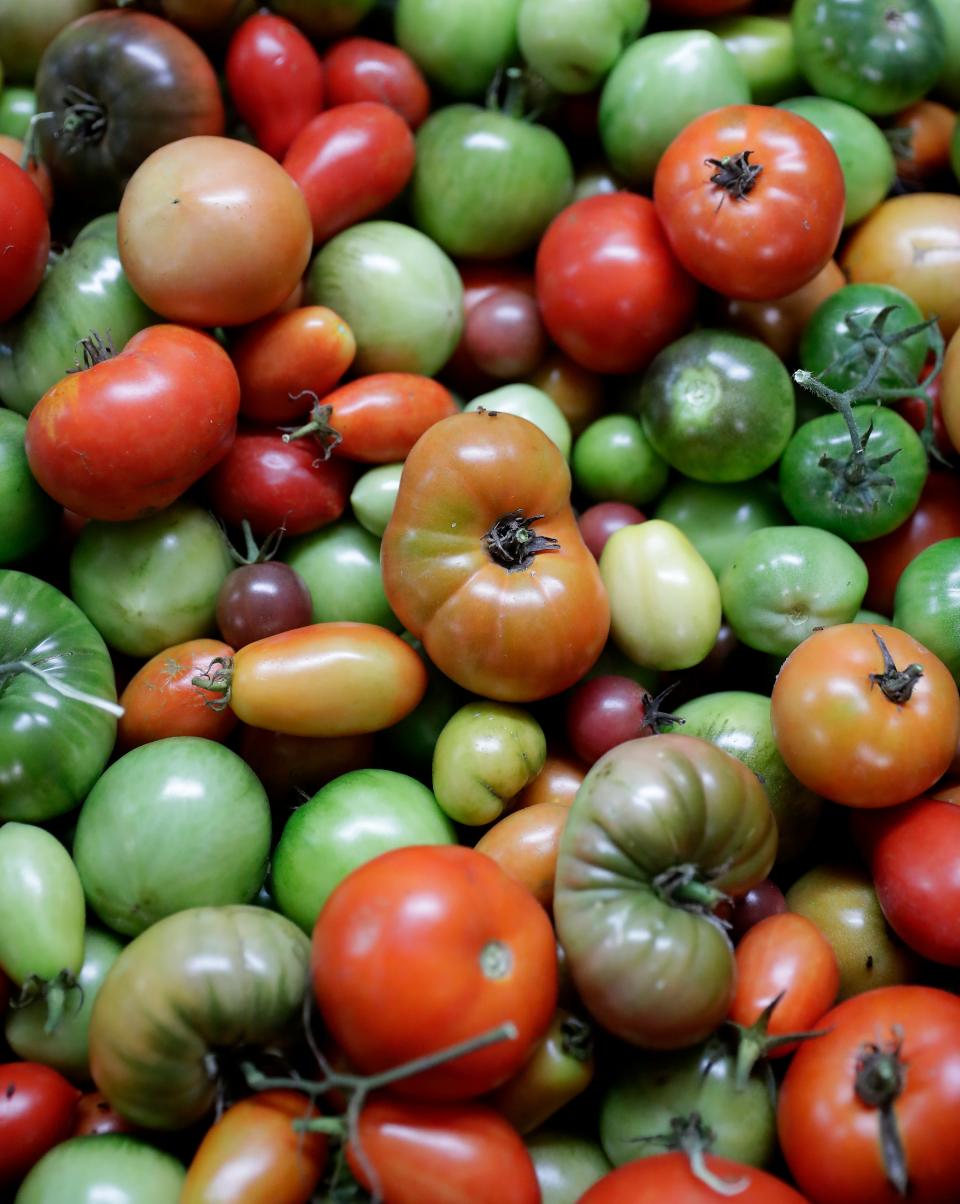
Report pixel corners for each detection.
[206,426,352,537]
[0,154,50,323]
[535,193,698,374]
[654,105,845,301]
[578,502,646,559]
[581,1153,809,1203]
[239,725,374,808]
[226,12,325,159]
[283,101,415,244]
[565,675,673,764]
[348,1096,541,1204]
[71,1092,138,1137]
[0,1063,81,1188]
[729,880,788,941]
[859,472,960,615]
[217,562,314,648]
[444,264,540,393]
[118,638,238,749]
[324,36,430,129]
[25,325,240,522]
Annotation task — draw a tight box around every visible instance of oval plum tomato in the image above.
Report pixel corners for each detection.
[0,1062,81,1189]
[578,502,646,560]
[25,325,240,522]
[474,801,569,909]
[580,1152,810,1203]
[283,102,416,245]
[226,12,324,160]
[205,426,352,538]
[71,1093,138,1138]
[118,135,313,328]
[778,986,960,1204]
[231,306,356,425]
[771,624,960,808]
[654,104,845,301]
[535,192,698,375]
[324,36,430,128]
[0,154,49,322]
[311,845,558,1100]
[118,638,237,749]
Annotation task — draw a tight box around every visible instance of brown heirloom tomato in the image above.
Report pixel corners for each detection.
[381,409,610,702]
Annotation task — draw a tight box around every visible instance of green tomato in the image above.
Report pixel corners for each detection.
[777,96,895,227]
[15,1136,185,1204]
[69,504,232,658]
[931,0,960,104]
[572,160,626,202]
[272,768,455,933]
[572,414,668,506]
[599,520,721,671]
[73,737,271,936]
[0,408,58,563]
[307,221,463,377]
[653,478,789,578]
[0,85,36,138]
[6,926,123,1081]
[599,31,749,186]
[351,462,403,536]
[629,330,795,484]
[720,526,868,657]
[411,105,573,259]
[395,0,520,97]
[855,607,890,625]
[779,405,928,542]
[282,516,399,629]
[892,537,960,681]
[706,15,803,104]
[517,0,650,94]
[465,383,571,458]
[668,692,822,865]
[526,1130,612,1204]
[0,0,100,84]
[432,701,546,825]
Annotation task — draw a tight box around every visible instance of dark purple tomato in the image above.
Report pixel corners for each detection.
[464,287,548,381]
[216,562,313,648]
[577,502,646,560]
[239,725,374,808]
[730,880,788,942]
[565,674,676,764]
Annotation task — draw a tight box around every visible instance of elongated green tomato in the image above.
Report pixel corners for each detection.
[0,410,58,564]
[89,906,310,1129]
[0,824,85,1030]
[526,1131,612,1204]
[351,463,403,536]
[282,517,399,630]
[572,414,669,506]
[706,15,802,104]
[465,384,571,458]
[517,0,650,93]
[893,538,960,681]
[395,0,520,96]
[600,520,721,671]
[433,702,547,825]
[14,1135,185,1204]
[6,928,123,1081]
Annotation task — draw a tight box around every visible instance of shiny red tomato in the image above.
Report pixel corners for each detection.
[324,36,430,128]
[654,104,845,301]
[0,1063,81,1188]
[118,638,238,749]
[71,1092,138,1138]
[0,154,50,322]
[581,1153,810,1203]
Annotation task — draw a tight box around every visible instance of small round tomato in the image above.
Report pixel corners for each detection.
[577,502,647,560]
[0,137,49,322]
[512,752,587,810]
[474,801,569,910]
[324,36,431,127]
[0,1062,81,1188]
[216,561,313,649]
[118,638,237,749]
[71,1093,138,1138]
[565,676,679,765]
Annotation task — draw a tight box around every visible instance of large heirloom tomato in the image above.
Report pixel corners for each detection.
[654,104,845,300]
[381,409,610,702]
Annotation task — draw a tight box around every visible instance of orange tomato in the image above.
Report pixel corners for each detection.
[892,100,957,186]
[941,325,960,455]
[118,638,237,749]
[512,751,586,810]
[475,802,569,910]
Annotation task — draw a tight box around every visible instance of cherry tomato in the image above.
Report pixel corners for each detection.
[577,502,647,560]
[512,752,586,810]
[0,154,50,323]
[444,264,540,394]
[729,880,787,941]
[324,36,430,128]
[217,562,313,649]
[474,801,569,909]
[0,1062,80,1188]
[71,1092,138,1138]
[565,675,676,764]
[118,638,238,749]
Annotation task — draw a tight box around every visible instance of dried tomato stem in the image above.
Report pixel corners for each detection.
[280,391,342,459]
[867,630,923,704]
[854,1029,909,1197]
[483,509,560,571]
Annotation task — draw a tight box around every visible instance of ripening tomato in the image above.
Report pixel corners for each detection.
[118,638,237,749]
[71,1093,138,1138]
[654,104,845,300]
[474,801,569,909]
[891,101,957,187]
[0,1062,81,1188]
[942,326,960,454]
[512,752,586,810]
[0,154,50,322]
[323,36,430,128]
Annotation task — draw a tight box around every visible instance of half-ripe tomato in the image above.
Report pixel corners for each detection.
[0,1062,81,1188]
[778,986,960,1204]
[311,845,558,1100]
[512,752,587,810]
[942,325,960,454]
[580,1152,810,1203]
[0,154,49,323]
[118,638,238,749]
[891,100,957,187]
[654,104,845,301]
[323,36,430,128]
[474,801,569,910]
[771,624,960,808]
[25,325,239,522]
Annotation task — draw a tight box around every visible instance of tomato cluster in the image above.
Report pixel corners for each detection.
[2,0,960,1202]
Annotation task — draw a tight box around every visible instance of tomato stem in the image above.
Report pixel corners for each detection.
[559,1014,594,1063]
[0,659,124,717]
[9,969,84,1036]
[484,509,561,572]
[867,630,924,704]
[705,150,762,208]
[280,391,342,460]
[642,681,686,734]
[653,864,730,913]
[58,83,107,146]
[67,330,115,374]
[630,1113,749,1197]
[224,519,286,565]
[191,656,234,711]
[729,993,831,1090]
[854,1028,909,1197]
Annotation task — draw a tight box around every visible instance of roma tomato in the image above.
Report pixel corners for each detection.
[0,1063,81,1189]
[580,1153,809,1203]
[323,36,430,127]
[654,104,845,301]
[0,154,49,323]
[311,845,558,1100]
[474,802,569,910]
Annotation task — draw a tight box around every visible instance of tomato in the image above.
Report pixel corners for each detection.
[513,752,587,810]
[566,675,678,765]
[0,1063,81,1189]
[394,0,519,97]
[528,350,606,438]
[119,136,312,328]
[271,0,374,37]
[323,35,430,127]
[707,14,803,106]
[311,845,557,1100]
[0,154,49,323]
[942,324,960,452]
[239,725,374,808]
[577,502,647,560]
[581,1153,809,1203]
[181,1090,327,1204]
[226,12,324,160]
[14,1134,185,1203]
[71,1093,138,1138]
[0,410,58,565]
[474,802,568,910]
[653,104,845,301]
[572,415,667,507]
[891,100,957,186]
[350,462,402,535]
[518,0,650,95]
[535,193,698,375]
[447,276,547,391]
[381,409,609,702]
[490,1009,594,1134]
[779,986,960,1204]
[893,538,960,680]
[0,134,53,211]
[465,384,571,458]
[730,881,788,940]
[282,517,399,629]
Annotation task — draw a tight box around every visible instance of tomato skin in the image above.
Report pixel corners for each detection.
[324,36,430,128]
[654,104,845,301]
[118,638,237,749]
[489,1009,594,1134]
[474,801,569,910]
[512,752,586,810]
[226,13,325,160]
[581,1152,810,1203]
[71,1092,138,1138]
[0,155,50,323]
[311,845,558,1100]
[283,102,416,244]
[0,1062,81,1188]
[942,325,960,454]
[0,134,54,212]
[892,100,957,186]
[535,192,698,375]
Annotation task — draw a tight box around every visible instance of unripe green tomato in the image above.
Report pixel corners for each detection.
[282,517,399,630]
[517,0,650,94]
[350,462,403,537]
[706,14,803,105]
[572,414,668,505]
[465,384,571,459]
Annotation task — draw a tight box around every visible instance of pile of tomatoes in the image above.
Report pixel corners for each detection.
[2,0,960,1200]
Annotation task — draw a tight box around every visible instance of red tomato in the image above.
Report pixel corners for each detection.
[324,36,430,128]
[0,1063,81,1188]
[118,638,238,749]
[581,1153,810,1203]
[311,845,558,1100]
[283,102,415,244]
[578,502,646,560]
[0,154,50,323]
[778,986,960,1204]
[226,12,325,159]
[564,675,669,763]
[0,135,53,212]
[348,1096,540,1204]
[654,105,845,301]
[891,100,957,187]
[535,193,697,374]
[729,880,787,941]
[942,325,960,455]
[25,325,240,522]
[71,1092,138,1138]
[205,426,352,537]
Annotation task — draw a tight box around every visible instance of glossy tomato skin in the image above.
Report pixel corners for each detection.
[226,12,324,160]
[216,563,313,648]
[117,638,238,748]
[654,104,845,300]
[324,36,430,127]
[581,1152,809,1203]
[474,801,569,910]
[779,986,960,1204]
[536,193,697,374]
[938,326,960,453]
[71,1092,138,1138]
[0,1062,81,1188]
[311,845,558,1100]
[0,155,49,323]
[578,502,646,560]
